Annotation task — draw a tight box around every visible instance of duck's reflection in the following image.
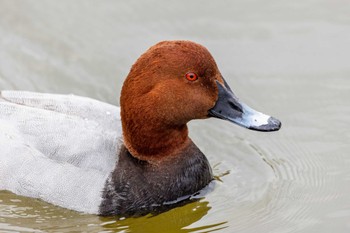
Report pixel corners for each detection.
[100,199,228,233]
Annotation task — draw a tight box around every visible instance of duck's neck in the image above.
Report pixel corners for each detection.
[122,120,189,162]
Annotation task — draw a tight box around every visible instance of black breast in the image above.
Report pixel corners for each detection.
[99,142,213,217]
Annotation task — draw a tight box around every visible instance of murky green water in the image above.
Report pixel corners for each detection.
[1,0,350,232]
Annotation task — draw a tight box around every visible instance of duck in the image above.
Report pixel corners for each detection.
[0,40,281,217]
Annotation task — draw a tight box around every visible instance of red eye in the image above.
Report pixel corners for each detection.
[185,72,198,81]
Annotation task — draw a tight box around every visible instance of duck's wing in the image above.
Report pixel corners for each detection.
[0,118,107,214]
[0,91,123,213]
[0,91,119,130]
[0,91,122,174]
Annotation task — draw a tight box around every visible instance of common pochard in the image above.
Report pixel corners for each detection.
[0,40,281,216]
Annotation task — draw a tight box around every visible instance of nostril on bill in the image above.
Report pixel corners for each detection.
[228,100,243,113]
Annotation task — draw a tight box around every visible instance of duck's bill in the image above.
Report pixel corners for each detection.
[208,78,281,132]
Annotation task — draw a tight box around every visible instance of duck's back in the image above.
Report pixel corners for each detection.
[0,91,122,213]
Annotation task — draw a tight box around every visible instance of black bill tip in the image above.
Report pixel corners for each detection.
[248,116,282,132]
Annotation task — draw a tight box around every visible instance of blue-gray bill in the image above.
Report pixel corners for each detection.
[208,79,281,132]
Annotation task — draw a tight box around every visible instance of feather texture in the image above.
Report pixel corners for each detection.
[0,91,122,213]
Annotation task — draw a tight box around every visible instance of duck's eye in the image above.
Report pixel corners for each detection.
[185,72,198,81]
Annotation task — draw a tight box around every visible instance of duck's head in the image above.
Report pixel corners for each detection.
[120,41,281,161]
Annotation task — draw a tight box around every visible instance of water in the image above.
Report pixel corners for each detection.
[1,0,350,232]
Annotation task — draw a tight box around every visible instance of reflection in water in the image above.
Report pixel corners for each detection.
[1,190,227,232]
[0,190,97,232]
[101,200,227,233]
[1,0,350,232]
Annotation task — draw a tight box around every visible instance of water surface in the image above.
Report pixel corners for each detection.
[1,0,350,232]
